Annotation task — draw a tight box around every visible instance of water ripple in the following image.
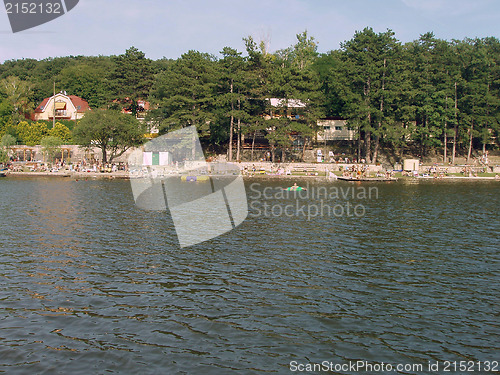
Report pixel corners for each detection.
[0,178,498,374]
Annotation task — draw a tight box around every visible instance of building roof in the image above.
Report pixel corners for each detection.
[34,93,90,113]
[319,116,345,121]
[268,98,306,108]
[68,95,91,112]
[113,97,151,113]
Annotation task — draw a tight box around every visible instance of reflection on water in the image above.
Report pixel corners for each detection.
[0,178,499,374]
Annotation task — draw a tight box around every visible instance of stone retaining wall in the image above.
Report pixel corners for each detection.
[8,145,134,163]
[7,145,500,173]
[236,162,384,173]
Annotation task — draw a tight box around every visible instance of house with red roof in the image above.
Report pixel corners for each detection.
[32,92,91,121]
[113,97,150,119]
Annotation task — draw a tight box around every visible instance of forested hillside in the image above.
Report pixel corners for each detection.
[1,28,499,163]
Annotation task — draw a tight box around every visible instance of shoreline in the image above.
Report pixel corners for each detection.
[2,170,499,181]
[2,171,130,179]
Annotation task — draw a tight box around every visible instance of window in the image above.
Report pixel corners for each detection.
[40,105,44,111]
[77,105,81,110]
[335,126,343,131]
[323,126,330,130]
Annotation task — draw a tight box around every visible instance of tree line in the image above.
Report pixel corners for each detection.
[1,28,499,164]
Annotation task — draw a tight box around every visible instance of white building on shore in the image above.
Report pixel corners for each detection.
[317,117,356,141]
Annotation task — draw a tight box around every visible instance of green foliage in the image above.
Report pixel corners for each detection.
[313,51,347,116]
[0,99,13,135]
[38,119,77,130]
[265,34,324,160]
[49,122,72,143]
[0,76,34,121]
[0,150,7,163]
[214,46,248,158]
[0,32,499,161]
[15,121,48,146]
[56,62,113,108]
[111,47,155,101]
[1,134,16,147]
[149,50,217,135]
[40,135,63,161]
[0,134,16,163]
[73,110,146,163]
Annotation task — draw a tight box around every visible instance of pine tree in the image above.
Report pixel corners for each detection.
[217,47,247,161]
[457,38,500,163]
[111,47,155,102]
[241,36,272,160]
[338,28,400,163]
[264,32,323,162]
[149,51,217,136]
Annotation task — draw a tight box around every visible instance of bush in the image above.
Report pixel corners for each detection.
[49,122,72,143]
[15,121,48,146]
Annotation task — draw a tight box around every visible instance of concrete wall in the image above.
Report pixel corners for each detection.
[9,145,135,164]
[236,161,383,173]
[317,119,356,141]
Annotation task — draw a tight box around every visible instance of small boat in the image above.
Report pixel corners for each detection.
[337,176,397,182]
[0,173,6,178]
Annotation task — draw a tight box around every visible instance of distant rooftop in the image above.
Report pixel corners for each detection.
[268,98,306,108]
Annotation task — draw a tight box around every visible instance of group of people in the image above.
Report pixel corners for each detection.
[460,166,482,177]
[242,164,292,176]
[480,151,489,166]
[340,164,369,178]
[70,161,128,173]
[318,150,359,164]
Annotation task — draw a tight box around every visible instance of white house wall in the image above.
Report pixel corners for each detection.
[34,94,82,121]
[317,119,356,141]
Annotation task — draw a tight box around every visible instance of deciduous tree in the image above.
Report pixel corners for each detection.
[40,136,63,162]
[73,110,145,163]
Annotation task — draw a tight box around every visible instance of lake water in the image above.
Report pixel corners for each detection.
[0,177,499,374]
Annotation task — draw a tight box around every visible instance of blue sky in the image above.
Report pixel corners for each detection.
[1,0,499,62]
